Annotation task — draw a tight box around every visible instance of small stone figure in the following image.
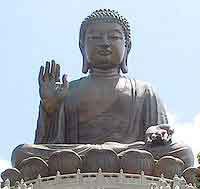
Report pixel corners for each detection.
[7,9,194,182]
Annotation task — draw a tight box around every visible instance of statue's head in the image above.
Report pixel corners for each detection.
[79,9,131,74]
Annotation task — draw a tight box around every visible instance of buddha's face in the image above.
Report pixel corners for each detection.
[84,22,126,70]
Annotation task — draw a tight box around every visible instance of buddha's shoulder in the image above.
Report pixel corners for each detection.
[69,76,88,84]
[68,76,89,93]
[134,79,154,90]
[121,77,155,96]
[121,76,154,90]
[68,76,155,95]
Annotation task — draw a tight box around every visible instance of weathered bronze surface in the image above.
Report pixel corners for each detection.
[5,9,194,182]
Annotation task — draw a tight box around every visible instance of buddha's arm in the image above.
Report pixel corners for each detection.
[34,79,80,144]
[142,86,174,144]
[143,86,168,129]
[34,101,65,144]
[35,61,70,144]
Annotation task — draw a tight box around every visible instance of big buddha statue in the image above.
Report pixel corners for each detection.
[5,9,194,183]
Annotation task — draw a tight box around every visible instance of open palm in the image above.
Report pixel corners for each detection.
[38,60,68,111]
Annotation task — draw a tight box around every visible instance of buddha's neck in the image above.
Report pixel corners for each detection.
[89,68,121,79]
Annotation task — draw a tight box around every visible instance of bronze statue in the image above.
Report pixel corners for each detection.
[7,9,194,182]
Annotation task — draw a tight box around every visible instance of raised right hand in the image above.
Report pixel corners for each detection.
[38,60,68,112]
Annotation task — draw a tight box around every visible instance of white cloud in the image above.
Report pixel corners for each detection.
[168,112,200,166]
[0,159,11,173]
[194,113,200,128]
[0,159,11,182]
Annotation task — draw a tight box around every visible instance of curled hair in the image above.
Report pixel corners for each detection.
[79,9,131,48]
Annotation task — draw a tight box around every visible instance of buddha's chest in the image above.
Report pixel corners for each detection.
[78,78,132,122]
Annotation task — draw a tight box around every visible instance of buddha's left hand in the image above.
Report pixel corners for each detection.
[145,124,174,145]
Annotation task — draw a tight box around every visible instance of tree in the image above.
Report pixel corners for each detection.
[197,152,200,164]
[197,153,200,188]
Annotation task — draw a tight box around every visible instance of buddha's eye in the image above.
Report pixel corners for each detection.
[88,36,102,40]
[109,36,123,40]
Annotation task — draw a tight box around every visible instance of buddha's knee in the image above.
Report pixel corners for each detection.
[145,142,194,169]
[11,144,34,168]
[162,143,194,169]
[173,145,194,169]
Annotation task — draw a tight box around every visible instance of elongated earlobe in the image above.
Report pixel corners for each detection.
[79,41,89,74]
[121,48,128,73]
[121,57,128,73]
[121,42,131,74]
[82,56,89,74]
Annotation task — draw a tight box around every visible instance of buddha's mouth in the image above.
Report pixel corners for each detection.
[97,50,112,56]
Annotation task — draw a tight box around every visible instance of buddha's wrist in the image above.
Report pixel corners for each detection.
[41,98,63,113]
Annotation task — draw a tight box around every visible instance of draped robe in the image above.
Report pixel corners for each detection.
[34,75,168,144]
[12,75,194,169]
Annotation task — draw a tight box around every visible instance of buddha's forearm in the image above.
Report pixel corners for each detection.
[35,101,65,144]
[41,98,63,113]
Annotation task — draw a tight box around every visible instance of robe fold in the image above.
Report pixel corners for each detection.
[34,76,168,145]
[12,76,194,168]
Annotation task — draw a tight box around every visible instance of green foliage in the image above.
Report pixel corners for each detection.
[197,153,200,188]
[197,152,200,164]
[196,176,200,189]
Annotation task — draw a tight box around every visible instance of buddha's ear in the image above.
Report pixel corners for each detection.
[121,57,128,73]
[82,56,89,74]
[121,41,131,74]
[79,41,89,74]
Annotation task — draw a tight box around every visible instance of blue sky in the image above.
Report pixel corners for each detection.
[0,0,200,173]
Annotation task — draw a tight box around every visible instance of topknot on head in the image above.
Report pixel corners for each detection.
[80,9,131,47]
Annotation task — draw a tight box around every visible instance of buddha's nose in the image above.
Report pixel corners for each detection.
[98,43,110,49]
[98,35,111,49]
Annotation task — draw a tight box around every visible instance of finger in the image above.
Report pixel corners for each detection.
[146,137,152,143]
[50,60,56,79]
[55,64,60,82]
[38,66,44,85]
[156,131,163,137]
[163,132,168,140]
[62,74,68,87]
[44,61,50,79]
[168,128,174,135]
[151,133,157,140]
